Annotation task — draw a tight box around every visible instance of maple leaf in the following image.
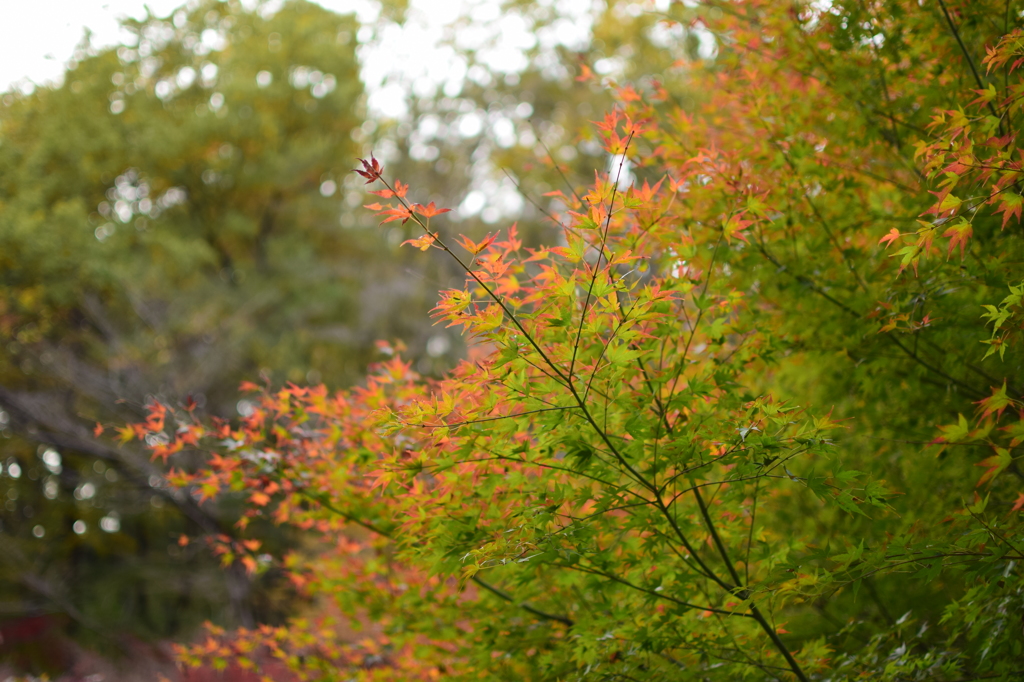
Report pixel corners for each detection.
[592,109,622,132]
[891,244,922,276]
[1013,492,1024,513]
[455,233,497,255]
[368,468,394,491]
[722,212,752,244]
[241,556,258,575]
[996,192,1023,228]
[878,228,902,248]
[353,156,384,184]
[93,422,105,437]
[493,275,520,296]
[402,232,438,251]
[968,83,998,108]
[942,219,973,259]
[618,85,642,102]
[413,202,453,219]
[116,424,136,444]
[631,177,664,204]
[934,414,971,453]
[377,206,415,225]
[976,382,1014,420]
[975,448,1013,487]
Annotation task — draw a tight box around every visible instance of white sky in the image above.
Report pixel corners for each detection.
[1,0,185,92]
[0,0,597,118]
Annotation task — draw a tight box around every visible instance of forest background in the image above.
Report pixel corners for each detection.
[2,0,1024,680]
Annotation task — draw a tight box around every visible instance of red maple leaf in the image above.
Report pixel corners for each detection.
[353,156,384,184]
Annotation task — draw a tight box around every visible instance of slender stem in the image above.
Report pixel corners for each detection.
[693,489,809,682]
[665,235,724,432]
[565,563,751,618]
[377,177,573,388]
[570,132,634,380]
[935,0,1002,125]
[472,576,574,627]
[539,136,585,206]
[745,478,761,586]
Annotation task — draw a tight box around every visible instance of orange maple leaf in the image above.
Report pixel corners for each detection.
[241,556,258,575]
[403,232,438,251]
[455,233,497,255]
[377,206,415,225]
[413,202,453,219]
[878,228,901,248]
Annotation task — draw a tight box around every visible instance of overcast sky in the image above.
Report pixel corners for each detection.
[0,0,570,118]
[0,1,430,97]
[2,0,184,92]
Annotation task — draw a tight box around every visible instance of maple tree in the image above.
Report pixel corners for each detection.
[129,0,1024,679]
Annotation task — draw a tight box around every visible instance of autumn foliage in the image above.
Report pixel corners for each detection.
[129,1,1024,679]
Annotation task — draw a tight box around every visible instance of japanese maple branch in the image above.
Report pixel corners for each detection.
[935,0,1003,126]
[570,131,634,380]
[374,176,573,389]
[665,234,724,433]
[690,484,810,682]
[563,562,752,618]
[471,575,574,627]
[754,231,986,399]
[304,488,575,627]
[400,405,579,430]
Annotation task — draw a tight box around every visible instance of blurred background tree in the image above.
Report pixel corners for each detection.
[0,0,373,668]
